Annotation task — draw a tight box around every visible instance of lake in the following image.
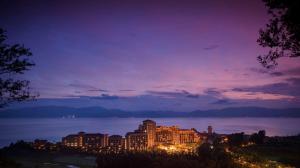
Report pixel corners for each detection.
[0,117,300,147]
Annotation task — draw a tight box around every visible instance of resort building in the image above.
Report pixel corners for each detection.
[178,129,200,144]
[108,135,126,151]
[125,120,156,150]
[125,131,148,150]
[155,126,180,145]
[33,139,49,150]
[62,132,108,149]
[126,120,201,151]
[61,120,202,152]
[156,126,200,145]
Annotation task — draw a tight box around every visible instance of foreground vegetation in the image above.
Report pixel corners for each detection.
[1,134,300,168]
[232,135,300,168]
[97,144,236,168]
[0,141,96,168]
[0,141,237,168]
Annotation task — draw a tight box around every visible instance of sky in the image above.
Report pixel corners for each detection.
[1,0,300,111]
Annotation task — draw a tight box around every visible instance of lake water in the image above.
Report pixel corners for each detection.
[0,117,300,147]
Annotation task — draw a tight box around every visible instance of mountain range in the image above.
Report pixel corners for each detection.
[0,106,299,118]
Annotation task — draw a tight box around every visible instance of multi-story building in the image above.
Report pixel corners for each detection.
[62,132,108,149]
[126,120,201,151]
[33,139,49,150]
[155,126,179,145]
[125,131,147,150]
[61,120,202,152]
[178,129,200,144]
[125,120,156,150]
[108,135,126,151]
[84,133,108,149]
[141,120,156,148]
[156,126,200,145]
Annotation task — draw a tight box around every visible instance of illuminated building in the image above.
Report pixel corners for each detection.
[126,120,201,151]
[108,135,126,151]
[125,131,147,150]
[178,129,200,144]
[126,120,156,150]
[142,120,156,148]
[61,120,202,152]
[156,126,200,145]
[33,139,48,150]
[62,132,108,149]
[156,126,179,145]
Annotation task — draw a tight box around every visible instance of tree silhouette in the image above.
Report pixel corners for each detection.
[0,28,36,107]
[258,0,300,68]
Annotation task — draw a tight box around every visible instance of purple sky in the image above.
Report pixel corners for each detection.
[1,0,300,111]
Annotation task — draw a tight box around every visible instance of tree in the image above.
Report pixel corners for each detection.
[250,130,266,144]
[227,132,245,147]
[0,28,36,107]
[257,0,300,68]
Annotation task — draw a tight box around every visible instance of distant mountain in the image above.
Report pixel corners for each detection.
[190,107,300,117]
[0,106,299,118]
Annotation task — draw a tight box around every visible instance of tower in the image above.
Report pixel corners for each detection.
[142,120,156,148]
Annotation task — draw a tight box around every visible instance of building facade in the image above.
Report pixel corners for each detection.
[178,129,200,144]
[156,126,200,145]
[125,131,147,150]
[62,132,108,149]
[125,120,157,150]
[61,120,202,152]
[142,120,156,148]
[108,135,126,151]
[155,126,179,145]
[126,120,201,151]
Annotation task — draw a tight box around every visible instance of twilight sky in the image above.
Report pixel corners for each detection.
[1,0,300,111]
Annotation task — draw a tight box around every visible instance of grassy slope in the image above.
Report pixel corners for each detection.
[234,144,300,167]
[2,151,96,168]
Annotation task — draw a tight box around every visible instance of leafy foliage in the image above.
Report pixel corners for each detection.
[227,132,245,147]
[96,145,236,168]
[258,0,300,68]
[0,28,36,107]
[235,135,300,167]
[249,130,266,144]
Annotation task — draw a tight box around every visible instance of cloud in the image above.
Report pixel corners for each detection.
[231,77,300,99]
[249,67,300,77]
[68,83,97,89]
[88,89,109,92]
[223,91,294,100]
[281,67,300,76]
[68,82,109,93]
[211,99,235,105]
[269,72,284,77]
[146,90,184,98]
[249,67,283,77]
[146,90,199,99]
[119,89,135,92]
[203,88,224,97]
[62,94,90,98]
[232,82,290,94]
[286,77,300,85]
[203,45,219,50]
[91,94,119,100]
[153,84,173,89]
[186,94,199,98]
[249,67,269,74]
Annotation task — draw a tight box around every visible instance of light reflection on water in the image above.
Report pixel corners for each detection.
[0,117,299,147]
